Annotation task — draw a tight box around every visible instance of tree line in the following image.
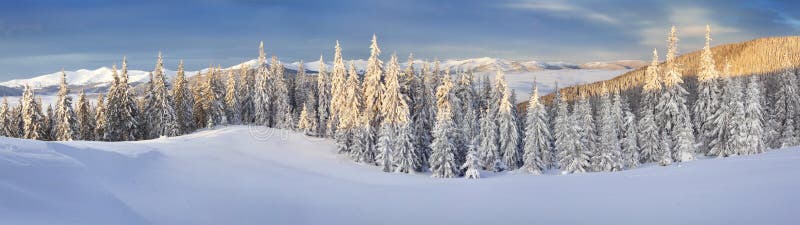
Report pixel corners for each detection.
[0,26,787,178]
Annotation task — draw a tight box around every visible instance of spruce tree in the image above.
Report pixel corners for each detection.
[172,60,195,134]
[254,42,272,126]
[0,98,11,137]
[693,25,721,154]
[461,144,482,179]
[225,70,242,124]
[639,49,662,163]
[556,95,591,174]
[144,52,179,138]
[22,85,44,140]
[429,72,459,178]
[328,41,347,136]
[239,62,255,124]
[744,75,766,154]
[709,63,747,157]
[94,94,107,141]
[54,70,77,141]
[772,52,800,148]
[271,59,293,129]
[297,102,317,136]
[377,54,419,173]
[656,26,695,163]
[203,66,227,128]
[105,60,140,141]
[317,55,332,137]
[620,106,640,169]
[362,34,384,157]
[412,62,436,169]
[497,71,521,170]
[75,89,94,140]
[593,84,622,172]
[43,103,54,141]
[522,84,551,175]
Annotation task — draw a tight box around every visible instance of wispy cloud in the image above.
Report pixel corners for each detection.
[504,0,618,24]
[638,7,741,48]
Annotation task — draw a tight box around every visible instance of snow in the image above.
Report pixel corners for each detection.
[1,126,797,225]
[0,67,201,90]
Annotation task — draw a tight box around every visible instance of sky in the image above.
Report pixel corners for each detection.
[0,0,798,79]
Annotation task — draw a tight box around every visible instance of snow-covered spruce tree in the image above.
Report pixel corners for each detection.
[429,72,459,178]
[54,70,77,141]
[522,84,551,175]
[192,70,208,129]
[253,42,272,126]
[656,26,695,163]
[454,71,479,165]
[496,72,521,170]
[271,61,293,130]
[620,104,639,169]
[143,53,180,138]
[546,82,561,168]
[411,62,436,169]
[639,49,662,164]
[328,41,347,137]
[76,89,95,140]
[292,60,309,120]
[94,94,107,140]
[556,95,591,174]
[362,34,384,156]
[461,144,482,179]
[238,63,255,124]
[335,63,359,153]
[400,53,418,117]
[693,25,721,154]
[708,62,747,157]
[0,97,12,137]
[172,60,194,134]
[477,73,502,171]
[105,60,140,141]
[377,54,419,173]
[593,84,622,172]
[572,90,596,166]
[43,103,54,141]
[744,75,766,155]
[317,55,332,137]
[10,100,24,138]
[22,85,45,140]
[297,101,318,136]
[772,52,800,148]
[203,66,227,128]
[225,70,241,124]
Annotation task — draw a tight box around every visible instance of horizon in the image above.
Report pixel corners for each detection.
[1,0,798,79]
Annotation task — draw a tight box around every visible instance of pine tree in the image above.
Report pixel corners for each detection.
[317,55,332,137]
[54,70,77,141]
[225,70,242,124]
[239,63,256,124]
[0,97,12,137]
[328,41,347,137]
[556,95,591,174]
[254,42,272,126]
[772,52,800,148]
[377,54,419,173]
[461,144,482,179]
[105,60,140,141]
[593,84,622,172]
[744,75,766,154]
[144,52,180,138]
[22,85,44,140]
[656,26,695,163]
[522,84,551,175]
[172,60,194,134]
[693,25,721,154]
[203,66,227,128]
[429,73,459,178]
[362,34,384,158]
[94,94,107,140]
[496,71,521,170]
[639,49,661,164]
[620,106,640,169]
[75,89,94,140]
[412,62,436,169]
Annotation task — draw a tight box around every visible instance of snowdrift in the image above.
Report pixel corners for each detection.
[1,126,798,225]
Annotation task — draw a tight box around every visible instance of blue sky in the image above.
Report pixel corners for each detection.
[0,0,798,79]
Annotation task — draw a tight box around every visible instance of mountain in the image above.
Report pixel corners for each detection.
[0,57,644,97]
[544,36,800,102]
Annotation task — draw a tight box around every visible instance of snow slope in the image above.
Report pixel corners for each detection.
[0,67,201,90]
[1,126,797,225]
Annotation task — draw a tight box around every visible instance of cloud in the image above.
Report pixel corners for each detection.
[638,7,741,48]
[504,0,618,24]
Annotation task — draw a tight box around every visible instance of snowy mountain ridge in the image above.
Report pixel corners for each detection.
[0,57,644,94]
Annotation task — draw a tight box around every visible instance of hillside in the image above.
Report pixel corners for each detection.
[0,126,797,225]
[543,36,800,102]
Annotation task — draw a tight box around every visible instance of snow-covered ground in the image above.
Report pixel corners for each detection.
[0,126,797,225]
